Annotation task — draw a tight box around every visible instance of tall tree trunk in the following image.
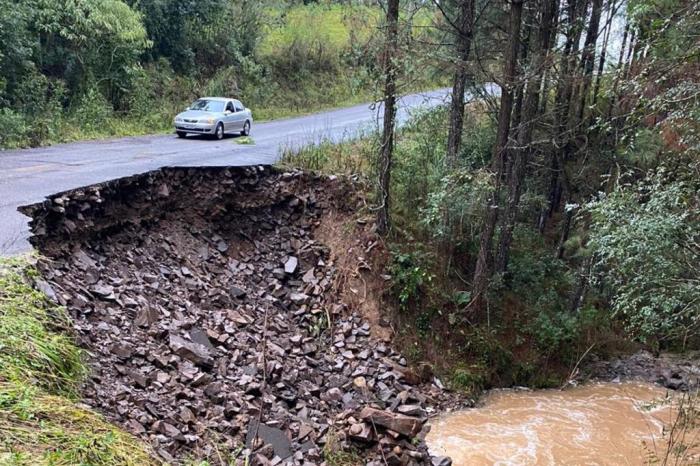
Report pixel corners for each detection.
[471,0,523,311]
[575,0,603,123]
[539,0,587,233]
[496,0,558,274]
[377,0,400,235]
[445,0,475,170]
[442,0,475,261]
[590,1,614,112]
[605,21,628,120]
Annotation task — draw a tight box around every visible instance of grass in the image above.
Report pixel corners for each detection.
[233,136,255,145]
[0,257,159,465]
[277,131,377,175]
[259,4,380,58]
[0,383,159,466]
[0,258,84,394]
[322,431,362,466]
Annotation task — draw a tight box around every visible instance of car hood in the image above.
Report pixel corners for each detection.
[176,110,221,120]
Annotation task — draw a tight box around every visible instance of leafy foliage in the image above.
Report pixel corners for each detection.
[389,250,434,312]
[587,173,700,342]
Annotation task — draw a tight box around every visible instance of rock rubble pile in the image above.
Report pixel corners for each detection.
[21,166,462,465]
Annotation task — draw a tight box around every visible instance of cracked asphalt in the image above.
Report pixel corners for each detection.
[0,89,450,255]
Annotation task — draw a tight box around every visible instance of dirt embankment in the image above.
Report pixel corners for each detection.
[20,166,463,466]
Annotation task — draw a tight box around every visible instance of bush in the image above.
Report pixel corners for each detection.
[389,250,434,312]
[0,109,29,149]
[450,366,486,393]
[204,66,239,99]
[70,88,114,134]
[587,172,700,344]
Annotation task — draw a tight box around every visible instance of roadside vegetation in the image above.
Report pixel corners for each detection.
[0,257,158,465]
[279,0,700,396]
[0,0,444,149]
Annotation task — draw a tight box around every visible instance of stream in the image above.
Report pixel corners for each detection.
[426,382,691,465]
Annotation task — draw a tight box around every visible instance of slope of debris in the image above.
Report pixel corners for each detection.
[21,166,462,466]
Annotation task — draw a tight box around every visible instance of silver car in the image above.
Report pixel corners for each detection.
[174,97,253,139]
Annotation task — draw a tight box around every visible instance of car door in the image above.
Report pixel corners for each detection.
[232,100,246,131]
[223,101,236,132]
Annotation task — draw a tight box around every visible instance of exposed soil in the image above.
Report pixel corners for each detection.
[20,166,465,466]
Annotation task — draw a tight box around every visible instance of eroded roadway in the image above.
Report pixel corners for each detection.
[0,89,450,255]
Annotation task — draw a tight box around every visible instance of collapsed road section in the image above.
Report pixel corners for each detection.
[19,166,460,465]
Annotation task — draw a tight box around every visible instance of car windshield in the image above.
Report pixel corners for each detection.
[189,99,225,112]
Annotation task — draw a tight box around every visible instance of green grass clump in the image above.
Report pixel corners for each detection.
[234,136,255,145]
[322,431,361,466]
[0,257,159,466]
[277,132,377,175]
[0,382,159,466]
[0,259,85,394]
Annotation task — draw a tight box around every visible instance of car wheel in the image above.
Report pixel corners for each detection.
[214,123,224,140]
[241,120,251,136]
[176,131,187,138]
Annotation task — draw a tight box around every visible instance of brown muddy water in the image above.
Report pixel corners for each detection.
[426,382,694,466]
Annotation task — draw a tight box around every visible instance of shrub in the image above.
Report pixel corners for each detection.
[587,172,700,344]
[389,250,434,312]
[0,109,29,149]
[70,88,113,134]
[450,366,486,393]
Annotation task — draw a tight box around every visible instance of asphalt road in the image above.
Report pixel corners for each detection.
[0,89,450,255]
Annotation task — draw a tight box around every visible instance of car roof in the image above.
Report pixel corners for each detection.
[198,97,237,102]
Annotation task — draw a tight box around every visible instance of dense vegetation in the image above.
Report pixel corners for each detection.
[283,0,700,391]
[0,0,443,149]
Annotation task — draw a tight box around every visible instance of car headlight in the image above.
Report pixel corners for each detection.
[174,117,182,122]
[202,118,214,124]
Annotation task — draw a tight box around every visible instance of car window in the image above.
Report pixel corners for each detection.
[225,101,234,112]
[190,99,225,112]
[234,101,244,112]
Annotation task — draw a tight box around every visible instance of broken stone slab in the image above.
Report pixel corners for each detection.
[231,285,247,299]
[245,420,293,460]
[109,343,133,359]
[189,326,216,352]
[302,268,316,284]
[168,334,213,368]
[90,283,115,300]
[397,404,427,418]
[289,293,309,305]
[358,407,425,437]
[284,257,298,274]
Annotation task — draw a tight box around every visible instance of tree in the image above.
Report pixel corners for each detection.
[471,0,524,310]
[445,0,476,170]
[33,0,149,106]
[377,0,400,235]
[495,0,559,273]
